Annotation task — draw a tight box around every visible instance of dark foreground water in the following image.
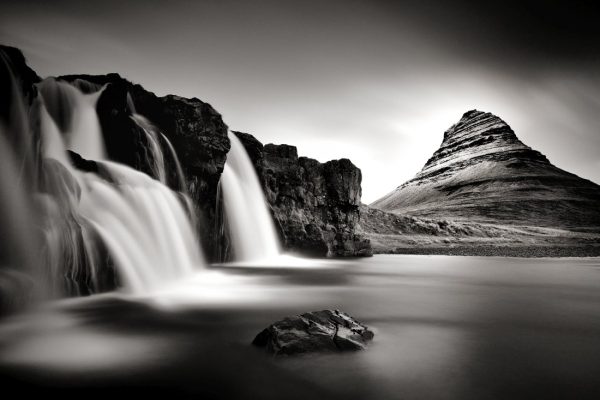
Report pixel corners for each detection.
[1,255,599,399]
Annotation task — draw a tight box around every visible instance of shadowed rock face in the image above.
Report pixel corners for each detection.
[234,132,372,257]
[371,110,600,230]
[252,310,374,355]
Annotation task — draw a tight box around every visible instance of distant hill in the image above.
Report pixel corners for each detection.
[362,110,600,256]
[371,110,600,230]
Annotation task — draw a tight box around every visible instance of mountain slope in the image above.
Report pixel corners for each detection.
[371,110,600,231]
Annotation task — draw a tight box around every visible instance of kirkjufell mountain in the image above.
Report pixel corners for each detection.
[371,110,600,230]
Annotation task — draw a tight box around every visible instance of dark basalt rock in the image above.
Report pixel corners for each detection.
[0,45,41,115]
[252,310,374,355]
[234,132,372,257]
[67,150,99,174]
[371,110,600,231]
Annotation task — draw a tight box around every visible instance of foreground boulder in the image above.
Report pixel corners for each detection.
[252,310,374,355]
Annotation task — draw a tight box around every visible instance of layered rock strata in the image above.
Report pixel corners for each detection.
[372,110,600,230]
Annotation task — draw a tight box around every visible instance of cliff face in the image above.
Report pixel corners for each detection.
[2,45,370,263]
[371,110,600,230]
[235,132,372,257]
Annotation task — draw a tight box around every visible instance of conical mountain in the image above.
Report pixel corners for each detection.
[371,110,600,229]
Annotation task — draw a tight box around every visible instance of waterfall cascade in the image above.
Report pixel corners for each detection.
[38,78,204,292]
[0,54,205,302]
[218,132,281,262]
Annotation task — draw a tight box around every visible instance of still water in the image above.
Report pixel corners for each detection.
[1,255,599,399]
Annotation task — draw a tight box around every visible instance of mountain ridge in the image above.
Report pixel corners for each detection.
[371,110,600,231]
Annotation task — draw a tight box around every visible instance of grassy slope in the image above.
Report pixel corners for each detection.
[358,205,600,257]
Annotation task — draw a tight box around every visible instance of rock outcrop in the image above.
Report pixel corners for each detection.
[371,110,600,230]
[235,132,372,257]
[252,310,374,355]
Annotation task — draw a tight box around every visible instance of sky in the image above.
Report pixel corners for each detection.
[1,0,599,203]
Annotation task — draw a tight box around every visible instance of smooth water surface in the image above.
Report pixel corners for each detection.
[1,255,599,399]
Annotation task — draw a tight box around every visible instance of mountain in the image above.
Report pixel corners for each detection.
[371,110,600,230]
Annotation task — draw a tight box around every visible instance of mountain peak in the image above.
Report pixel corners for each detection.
[462,109,485,119]
[429,110,534,177]
[371,110,600,229]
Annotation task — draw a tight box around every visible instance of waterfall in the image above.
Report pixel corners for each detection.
[78,162,202,292]
[0,52,46,310]
[218,132,281,262]
[130,113,197,228]
[130,113,188,192]
[0,52,205,303]
[36,78,205,293]
[37,79,106,161]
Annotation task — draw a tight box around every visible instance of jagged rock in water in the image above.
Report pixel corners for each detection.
[371,110,600,230]
[234,131,372,257]
[252,310,374,355]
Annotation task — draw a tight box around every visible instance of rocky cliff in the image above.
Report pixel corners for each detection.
[371,110,600,230]
[235,131,372,257]
[1,45,370,262]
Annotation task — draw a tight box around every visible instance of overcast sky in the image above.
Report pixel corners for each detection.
[1,0,599,202]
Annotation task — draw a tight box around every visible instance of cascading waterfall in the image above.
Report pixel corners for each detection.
[130,113,189,193]
[131,113,168,183]
[130,113,198,229]
[218,131,281,262]
[36,78,205,293]
[78,162,202,292]
[0,51,205,304]
[37,79,106,161]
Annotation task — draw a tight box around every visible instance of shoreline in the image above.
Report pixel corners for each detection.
[374,246,600,258]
